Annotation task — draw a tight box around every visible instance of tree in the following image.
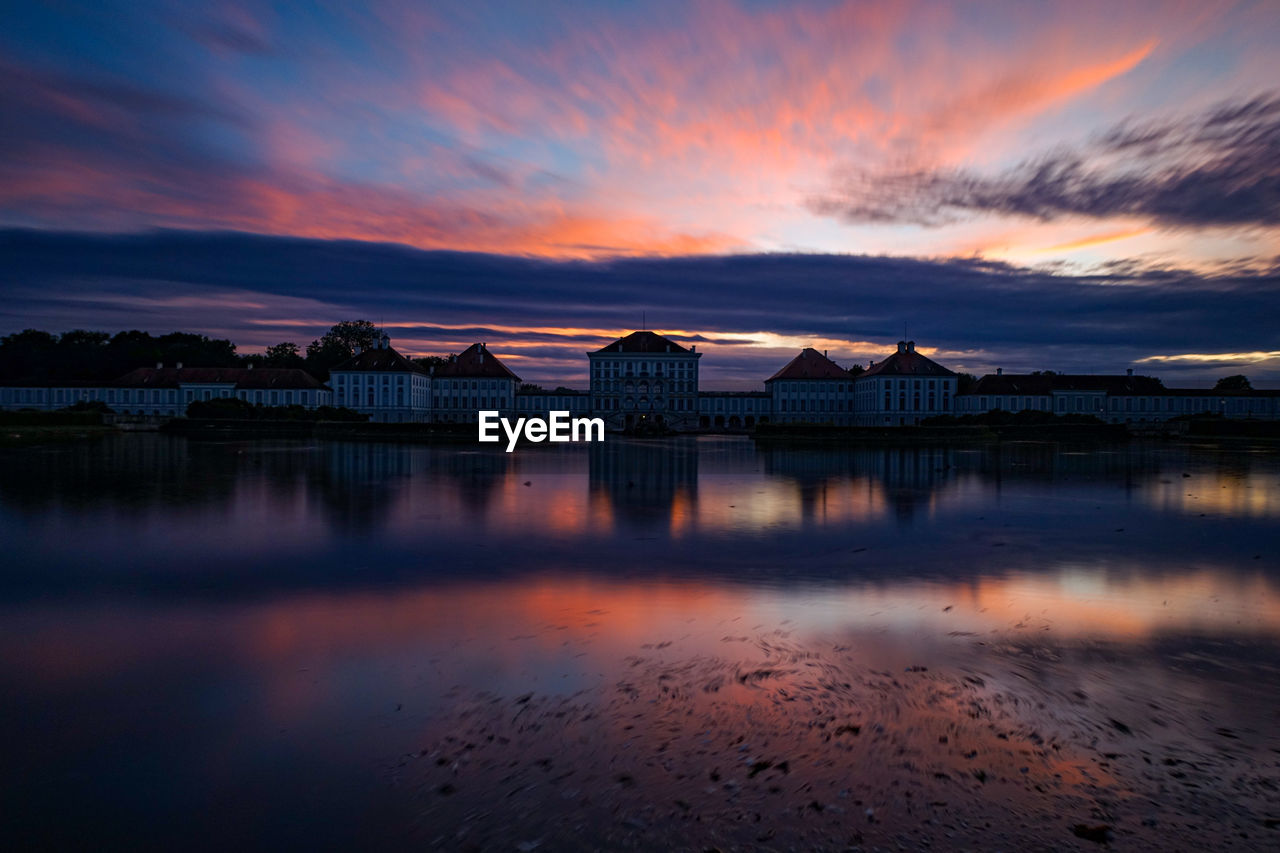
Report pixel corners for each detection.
[412,355,449,372]
[0,329,59,382]
[305,320,380,379]
[155,332,239,367]
[1214,374,1252,391]
[1031,370,1059,376]
[956,372,978,394]
[847,364,865,377]
[263,342,305,369]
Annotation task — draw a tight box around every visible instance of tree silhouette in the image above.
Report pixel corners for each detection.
[305,320,380,379]
[1213,374,1252,391]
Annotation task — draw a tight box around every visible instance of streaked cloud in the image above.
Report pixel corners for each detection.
[0,1,1275,265]
[810,94,1280,230]
[3,230,1277,387]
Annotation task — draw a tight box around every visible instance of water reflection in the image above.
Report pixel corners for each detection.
[1,436,1277,593]
[1,435,1278,848]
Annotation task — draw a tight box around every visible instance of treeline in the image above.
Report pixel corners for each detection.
[0,320,452,384]
[0,329,241,384]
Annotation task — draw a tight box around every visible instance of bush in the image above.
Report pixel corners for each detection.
[186,397,256,419]
[0,410,103,426]
[921,409,1104,427]
[314,405,368,422]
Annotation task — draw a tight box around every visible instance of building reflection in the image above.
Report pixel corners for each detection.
[2,436,1278,594]
[756,445,956,524]
[587,439,698,530]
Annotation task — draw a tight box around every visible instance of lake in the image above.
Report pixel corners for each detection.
[2,435,1278,850]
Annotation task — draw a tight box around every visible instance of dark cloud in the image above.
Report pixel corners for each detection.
[2,230,1278,386]
[810,94,1280,229]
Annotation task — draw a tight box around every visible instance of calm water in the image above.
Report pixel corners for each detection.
[2,435,1278,849]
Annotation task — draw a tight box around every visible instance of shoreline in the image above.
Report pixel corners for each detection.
[4,414,1277,449]
[405,628,1280,851]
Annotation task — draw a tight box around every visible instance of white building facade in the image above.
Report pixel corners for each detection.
[765,348,858,425]
[955,371,1280,424]
[853,341,957,426]
[330,334,430,422]
[0,366,330,416]
[429,342,520,424]
[588,331,701,431]
[6,332,1278,428]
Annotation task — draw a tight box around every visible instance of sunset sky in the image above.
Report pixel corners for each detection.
[2,0,1278,386]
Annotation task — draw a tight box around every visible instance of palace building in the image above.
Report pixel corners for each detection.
[4,329,1278,427]
[766,348,858,426]
[587,331,701,431]
[853,340,957,426]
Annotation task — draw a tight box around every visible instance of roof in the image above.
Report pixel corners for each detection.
[860,342,954,378]
[766,348,851,382]
[114,367,327,390]
[1164,387,1280,397]
[969,375,1280,397]
[330,344,424,374]
[433,343,520,380]
[592,331,693,354]
[698,390,771,397]
[967,373,1165,396]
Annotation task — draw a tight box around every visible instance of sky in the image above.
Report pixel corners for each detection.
[1,0,1278,387]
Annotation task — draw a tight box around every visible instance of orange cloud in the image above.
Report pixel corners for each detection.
[1,0,1261,263]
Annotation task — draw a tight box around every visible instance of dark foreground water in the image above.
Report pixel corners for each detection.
[1,435,1278,850]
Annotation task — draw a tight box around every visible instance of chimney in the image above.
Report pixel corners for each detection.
[176,362,183,369]
[824,349,828,358]
[691,345,696,352]
[897,341,906,353]
[1127,368,1133,376]
[996,367,1003,376]
[156,362,162,369]
[248,363,254,370]
[907,341,915,352]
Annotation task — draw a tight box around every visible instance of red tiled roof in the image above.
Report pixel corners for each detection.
[861,343,954,378]
[433,343,520,380]
[114,367,327,389]
[970,375,1280,397]
[593,331,691,354]
[331,345,424,374]
[968,374,1164,396]
[766,348,851,382]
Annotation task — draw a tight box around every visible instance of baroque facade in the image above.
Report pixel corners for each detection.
[3,329,1278,426]
[0,365,329,416]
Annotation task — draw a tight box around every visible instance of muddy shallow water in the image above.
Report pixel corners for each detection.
[409,626,1280,851]
[1,435,1278,849]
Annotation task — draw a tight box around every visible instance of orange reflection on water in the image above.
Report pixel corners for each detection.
[6,564,1278,696]
[1141,470,1280,518]
[684,476,890,532]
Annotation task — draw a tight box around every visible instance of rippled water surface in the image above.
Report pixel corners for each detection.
[2,435,1278,849]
